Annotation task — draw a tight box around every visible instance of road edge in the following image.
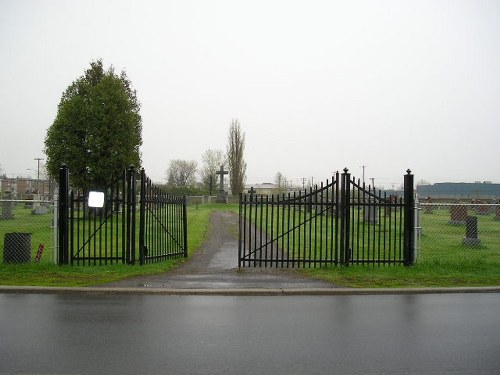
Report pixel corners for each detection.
[1,285,500,296]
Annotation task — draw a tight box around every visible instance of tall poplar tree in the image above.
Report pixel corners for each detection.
[226,119,247,195]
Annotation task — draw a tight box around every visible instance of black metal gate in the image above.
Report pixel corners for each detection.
[58,165,187,266]
[239,169,415,267]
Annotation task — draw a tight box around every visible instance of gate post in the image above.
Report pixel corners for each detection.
[58,165,69,265]
[183,195,188,258]
[340,168,351,266]
[404,169,415,266]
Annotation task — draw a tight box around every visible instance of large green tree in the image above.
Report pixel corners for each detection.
[44,59,142,189]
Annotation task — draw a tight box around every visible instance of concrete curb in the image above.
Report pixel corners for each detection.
[1,285,500,296]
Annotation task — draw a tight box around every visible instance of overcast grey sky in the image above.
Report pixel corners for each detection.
[1,0,499,188]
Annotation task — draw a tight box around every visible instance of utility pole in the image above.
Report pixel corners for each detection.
[34,157,44,196]
[360,165,366,185]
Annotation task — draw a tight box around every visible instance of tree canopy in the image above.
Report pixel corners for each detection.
[200,149,225,195]
[44,59,142,190]
[166,159,198,189]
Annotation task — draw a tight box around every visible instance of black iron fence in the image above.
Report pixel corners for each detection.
[239,169,415,268]
[139,169,188,265]
[58,165,187,266]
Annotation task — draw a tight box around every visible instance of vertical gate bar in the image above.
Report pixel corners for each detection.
[94,190,98,265]
[345,174,351,266]
[269,194,273,267]
[258,194,263,267]
[372,186,376,266]
[277,194,281,267]
[281,193,285,268]
[279,194,282,267]
[156,184,160,259]
[318,183,323,267]
[389,195,394,264]
[243,195,248,267]
[83,190,88,265]
[340,171,345,265]
[105,185,109,264]
[292,192,296,267]
[297,191,302,268]
[383,192,387,265]
[183,195,188,258]
[139,168,146,265]
[261,195,265,266]
[245,194,250,265]
[377,188,381,266]
[254,192,259,266]
[334,174,339,265]
[404,170,415,266]
[326,181,335,266]
[350,179,355,265]
[72,191,77,266]
[238,194,243,268]
[308,187,312,267]
[354,180,359,265]
[360,180,365,265]
[367,185,372,265]
[286,191,294,268]
[341,169,351,266]
[129,167,136,264]
[399,197,403,261]
[248,193,253,266]
[265,195,269,266]
[321,184,329,268]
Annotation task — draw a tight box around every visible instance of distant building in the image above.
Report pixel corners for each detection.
[417,182,500,200]
[0,176,51,200]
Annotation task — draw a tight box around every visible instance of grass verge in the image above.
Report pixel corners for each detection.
[301,261,500,288]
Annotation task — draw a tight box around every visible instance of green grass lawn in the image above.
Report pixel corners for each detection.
[0,203,499,288]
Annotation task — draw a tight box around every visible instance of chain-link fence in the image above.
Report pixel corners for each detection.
[0,199,56,264]
[417,202,500,266]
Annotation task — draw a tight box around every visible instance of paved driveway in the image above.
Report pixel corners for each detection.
[101,210,337,289]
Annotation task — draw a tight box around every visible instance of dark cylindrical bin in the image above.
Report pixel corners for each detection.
[4,233,31,263]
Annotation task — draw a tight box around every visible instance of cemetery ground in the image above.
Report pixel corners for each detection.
[0,203,499,288]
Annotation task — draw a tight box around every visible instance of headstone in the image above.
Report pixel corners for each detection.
[247,187,256,201]
[424,197,433,214]
[364,204,379,224]
[474,200,490,216]
[215,165,228,203]
[463,216,481,246]
[32,205,48,215]
[449,205,467,225]
[0,191,14,220]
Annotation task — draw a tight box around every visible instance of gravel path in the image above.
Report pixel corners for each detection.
[100,210,337,289]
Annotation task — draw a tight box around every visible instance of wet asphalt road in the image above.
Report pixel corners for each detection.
[1,292,499,375]
[101,211,337,290]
